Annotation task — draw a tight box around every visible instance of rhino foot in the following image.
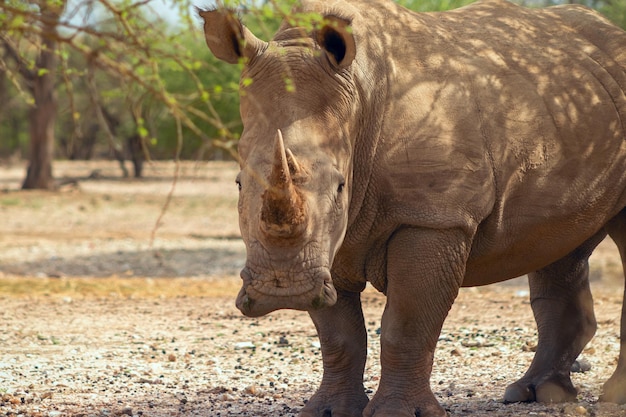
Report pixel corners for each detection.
[299,389,369,417]
[362,393,446,417]
[600,373,626,404]
[504,375,577,403]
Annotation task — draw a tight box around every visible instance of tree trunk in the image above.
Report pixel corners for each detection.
[23,56,56,189]
[22,2,64,190]
[127,133,144,178]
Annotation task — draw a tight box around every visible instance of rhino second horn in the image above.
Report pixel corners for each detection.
[286,148,304,179]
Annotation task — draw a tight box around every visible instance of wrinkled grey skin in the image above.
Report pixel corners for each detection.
[199,0,626,415]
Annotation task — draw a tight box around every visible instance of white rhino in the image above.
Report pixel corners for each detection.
[199,0,626,416]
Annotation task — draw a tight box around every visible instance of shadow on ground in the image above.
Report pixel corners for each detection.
[0,240,246,278]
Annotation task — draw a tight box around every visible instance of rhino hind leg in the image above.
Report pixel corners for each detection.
[504,231,606,404]
[600,209,626,404]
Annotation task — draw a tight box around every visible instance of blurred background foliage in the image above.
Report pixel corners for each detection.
[0,0,624,184]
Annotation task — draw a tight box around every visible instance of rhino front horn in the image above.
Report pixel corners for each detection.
[260,130,307,238]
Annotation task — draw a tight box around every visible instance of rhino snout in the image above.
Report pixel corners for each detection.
[236,267,337,317]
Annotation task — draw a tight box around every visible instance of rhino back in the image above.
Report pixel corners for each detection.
[330,0,626,290]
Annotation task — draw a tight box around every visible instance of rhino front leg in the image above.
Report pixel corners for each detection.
[301,289,369,417]
[364,227,471,417]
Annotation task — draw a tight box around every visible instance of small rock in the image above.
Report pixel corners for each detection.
[117,406,133,416]
[584,346,596,355]
[167,353,176,362]
[461,337,494,348]
[218,393,235,401]
[137,377,161,384]
[563,404,588,415]
[522,341,537,352]
[234,342,255,350]
[451,348,463,357]
[571,358,591,373]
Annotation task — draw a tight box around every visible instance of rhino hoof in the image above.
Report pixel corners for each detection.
[600,376,626,404]
[534,380,577,403]
[504,378,577,404]
[503,383,535,403]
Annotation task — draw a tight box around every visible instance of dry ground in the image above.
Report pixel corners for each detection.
[1,160,626,417]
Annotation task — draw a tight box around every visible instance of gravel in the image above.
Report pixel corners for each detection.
[2,288,626,417]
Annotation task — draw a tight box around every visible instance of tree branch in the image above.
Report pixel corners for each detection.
[0,35,35,82]
[86,64,129,177]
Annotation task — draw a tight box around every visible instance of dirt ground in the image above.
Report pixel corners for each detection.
[1,160,626,417]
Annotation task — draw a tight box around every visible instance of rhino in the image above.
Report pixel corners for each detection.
[198,0,626,415]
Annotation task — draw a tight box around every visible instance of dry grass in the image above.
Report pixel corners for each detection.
[0,275,242,299]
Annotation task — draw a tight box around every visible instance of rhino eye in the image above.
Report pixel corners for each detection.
[235,175,242,191]
[337,180,345,194]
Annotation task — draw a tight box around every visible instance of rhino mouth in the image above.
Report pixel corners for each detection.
[235,266,338,317]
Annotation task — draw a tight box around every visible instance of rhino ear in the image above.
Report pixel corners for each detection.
[316,16,356,70]
[198,8,267,64]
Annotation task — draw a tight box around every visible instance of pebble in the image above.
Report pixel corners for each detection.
[245,385,258,395]
[563,404,588,415]
[234,341,255,350]
[118,406,133,416]
[571,358,592,373]
[218,393,235,401]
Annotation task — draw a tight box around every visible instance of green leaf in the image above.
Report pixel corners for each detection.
[9,15,24,29]
[284,77,295,93]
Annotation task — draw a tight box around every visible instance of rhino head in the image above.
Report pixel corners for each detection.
[199,8,359,317]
